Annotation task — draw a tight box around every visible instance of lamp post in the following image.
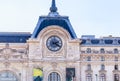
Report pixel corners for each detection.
[95,74,98,81]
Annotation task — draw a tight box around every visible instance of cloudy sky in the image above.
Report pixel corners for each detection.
[0,0,120,38]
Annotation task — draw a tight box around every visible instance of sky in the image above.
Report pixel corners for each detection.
[0,0,120,38]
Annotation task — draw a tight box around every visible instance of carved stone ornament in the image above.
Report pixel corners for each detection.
[0,43,28,60]
[4,61,10,68]
[85,70,93,74]
[51,62,57,68]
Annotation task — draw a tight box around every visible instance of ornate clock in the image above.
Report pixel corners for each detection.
[46,36,62,52]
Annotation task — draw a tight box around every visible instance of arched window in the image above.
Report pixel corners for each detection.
[86,73,92,81]
[100,48,105,54]
[114,49,119,54]
[100,73,106,81]
[48,72,61,81]
[87,48,91,53]
[0,71,18,81]
[87,56,91,61]
[114,74,119,81]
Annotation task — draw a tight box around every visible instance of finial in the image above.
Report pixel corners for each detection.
[50,0,57,12]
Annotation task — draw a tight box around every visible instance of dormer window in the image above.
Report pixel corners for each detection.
[105,40,113,44]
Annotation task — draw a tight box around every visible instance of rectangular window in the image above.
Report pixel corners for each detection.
[33,68,43,81]
[100,74,106,81]
[114,74,119,81]
[66,68,75,81]
[86,74,92,81]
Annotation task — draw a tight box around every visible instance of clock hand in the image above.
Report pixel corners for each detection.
[54,42,61,47]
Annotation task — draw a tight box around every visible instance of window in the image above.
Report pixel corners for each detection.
[100,48,105,54]
[0,71,18,81]
[66,68,75,81]
[48,72,61,81]
[87,56,91,61]
[33,68,43,81]
[87,48,91,53]
[100,74,106,81]
[114,74,119,81]
[115,57,118,61]
[86,74,92,81]
[87,64,91,70]
[114,49,119,54]
[101,64,105,70]
[115,65,118,70]
[101,56,105,61]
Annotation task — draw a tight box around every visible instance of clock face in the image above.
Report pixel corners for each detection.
[46,36,62,52]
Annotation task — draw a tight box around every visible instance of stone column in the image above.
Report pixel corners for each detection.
[75,62,80,81]
[27,63,33,81]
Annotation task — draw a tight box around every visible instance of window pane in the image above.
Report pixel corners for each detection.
[100,74,106,81]
[115,65,118,70]
[48,72,61,81]
[101,56,105,61]
[87,64,91,70]
[101,64,105,70]
[114,74,119,81]
[86,74,92,81]
[0,71,17,81]
[66,68,75,81]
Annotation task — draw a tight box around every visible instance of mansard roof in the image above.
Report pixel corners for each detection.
[80,35,120,46]
[0,32,31,43]
[31,0,77,39]
[31,16,77,39]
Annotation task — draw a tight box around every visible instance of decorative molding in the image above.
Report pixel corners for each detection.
[99,70,107,73]
[85,70,93,73]
[0,44,28,61]
[51,62,57,69]
[112,70,120,74]
[3,61,10,68]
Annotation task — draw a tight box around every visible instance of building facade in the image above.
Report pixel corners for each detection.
[0,0,119,81]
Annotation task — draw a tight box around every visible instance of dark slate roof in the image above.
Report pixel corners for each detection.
[31,16,77,39]
[0,32,31,43]
[31,0,77,39]
[80,35,120,46]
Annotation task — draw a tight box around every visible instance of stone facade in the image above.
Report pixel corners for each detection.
[0,0,119,81]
